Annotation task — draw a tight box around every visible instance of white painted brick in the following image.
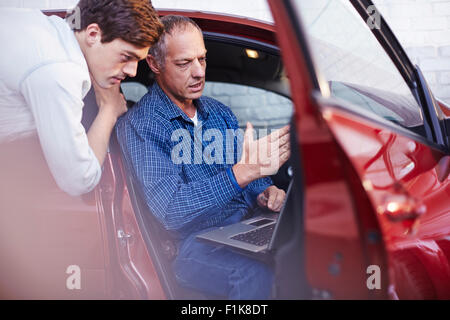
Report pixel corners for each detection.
[420,57,450,71]
[50,0,78,9]
[247,86,266,96]
[406,46,438,59]
[202,83,213,96]
[440,46,450,57]
[250,105,292,121]
[427,30,450,46]
[394,30,427,47]
[433,2,450,16]
[211,96,231,107]
[388,18,412,31]
[438,72,450,85]
[388,3,433,18]
[374,0,411,4]
[212,83,247,96]
[22,0,51,8]
[230,109,252,125]
[230,95,265,108]
[412,16,447,31]
[424,72,438,85]
[0,0,23,7]
[267,92,284,105]
[432,85,450,99]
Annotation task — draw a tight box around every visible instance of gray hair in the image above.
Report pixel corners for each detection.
[149,15,203,70]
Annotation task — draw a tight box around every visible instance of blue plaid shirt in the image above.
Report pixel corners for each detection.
[116,82,272,239]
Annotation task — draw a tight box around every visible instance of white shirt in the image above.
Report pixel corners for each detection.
[189,110,198,126]
[0,9,101,196]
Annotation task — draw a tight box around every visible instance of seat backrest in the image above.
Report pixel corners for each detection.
[111,132,207,299]
[127,173,179,261]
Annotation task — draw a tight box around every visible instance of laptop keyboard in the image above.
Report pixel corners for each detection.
[230,223,275,246]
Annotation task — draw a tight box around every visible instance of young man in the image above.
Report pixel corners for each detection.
[117,15,290,299]
[0,1,162,298]
[0,0,162,195]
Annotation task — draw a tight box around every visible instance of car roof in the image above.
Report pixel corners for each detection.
[42,9,277,46]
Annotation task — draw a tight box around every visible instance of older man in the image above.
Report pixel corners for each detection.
[116,15,290,299]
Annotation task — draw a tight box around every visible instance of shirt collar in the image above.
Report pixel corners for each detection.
[151,82,210,124]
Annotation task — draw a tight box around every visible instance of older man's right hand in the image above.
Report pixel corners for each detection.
[232,122,290,189]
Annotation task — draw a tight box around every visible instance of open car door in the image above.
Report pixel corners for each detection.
[268,0,450,299]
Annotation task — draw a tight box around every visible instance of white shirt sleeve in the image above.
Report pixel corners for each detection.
[20,62,102,196]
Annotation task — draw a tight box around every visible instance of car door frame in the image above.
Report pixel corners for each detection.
[268,0,450,299]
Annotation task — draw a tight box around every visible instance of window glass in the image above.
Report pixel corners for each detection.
[204,82,293,135]
[121,81,294,137]
[293,0,424,130]
[121,82,148,103]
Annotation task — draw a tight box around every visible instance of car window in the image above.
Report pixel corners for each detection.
[120,81,293,137]
[121,82,148,103]
[204,81,293,136]
[293,0,425,133]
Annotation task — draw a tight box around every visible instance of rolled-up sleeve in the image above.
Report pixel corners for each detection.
[20,62,101,196]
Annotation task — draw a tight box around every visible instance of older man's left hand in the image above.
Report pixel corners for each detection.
[257,185,286,212]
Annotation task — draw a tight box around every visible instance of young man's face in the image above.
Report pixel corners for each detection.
[82,26,149,88]
[151,26,207,108]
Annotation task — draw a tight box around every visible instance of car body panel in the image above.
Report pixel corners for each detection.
[98,151,166,299]
[158,10,277,45]
[320,101,450,299]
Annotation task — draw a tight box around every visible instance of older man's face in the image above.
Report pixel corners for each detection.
[156,25,207,108]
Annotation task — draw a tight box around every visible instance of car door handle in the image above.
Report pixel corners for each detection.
[379,194,426,222]
[117,229,132,240]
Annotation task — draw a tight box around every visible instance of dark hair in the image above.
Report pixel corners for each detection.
[149,15,202,68]
[67,0,163,48]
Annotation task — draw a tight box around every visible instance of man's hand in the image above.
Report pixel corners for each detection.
[91,77,127,120]
[257,185,286,212]
[232,122,290,188]
[86,77,128,167]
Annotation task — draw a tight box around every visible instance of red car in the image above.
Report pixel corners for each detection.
[3,0,450,299]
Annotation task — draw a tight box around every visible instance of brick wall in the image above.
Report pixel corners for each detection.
[203,82,292,131]
[373,0,450,103]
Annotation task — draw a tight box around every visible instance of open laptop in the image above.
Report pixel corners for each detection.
[196,180,293,254]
